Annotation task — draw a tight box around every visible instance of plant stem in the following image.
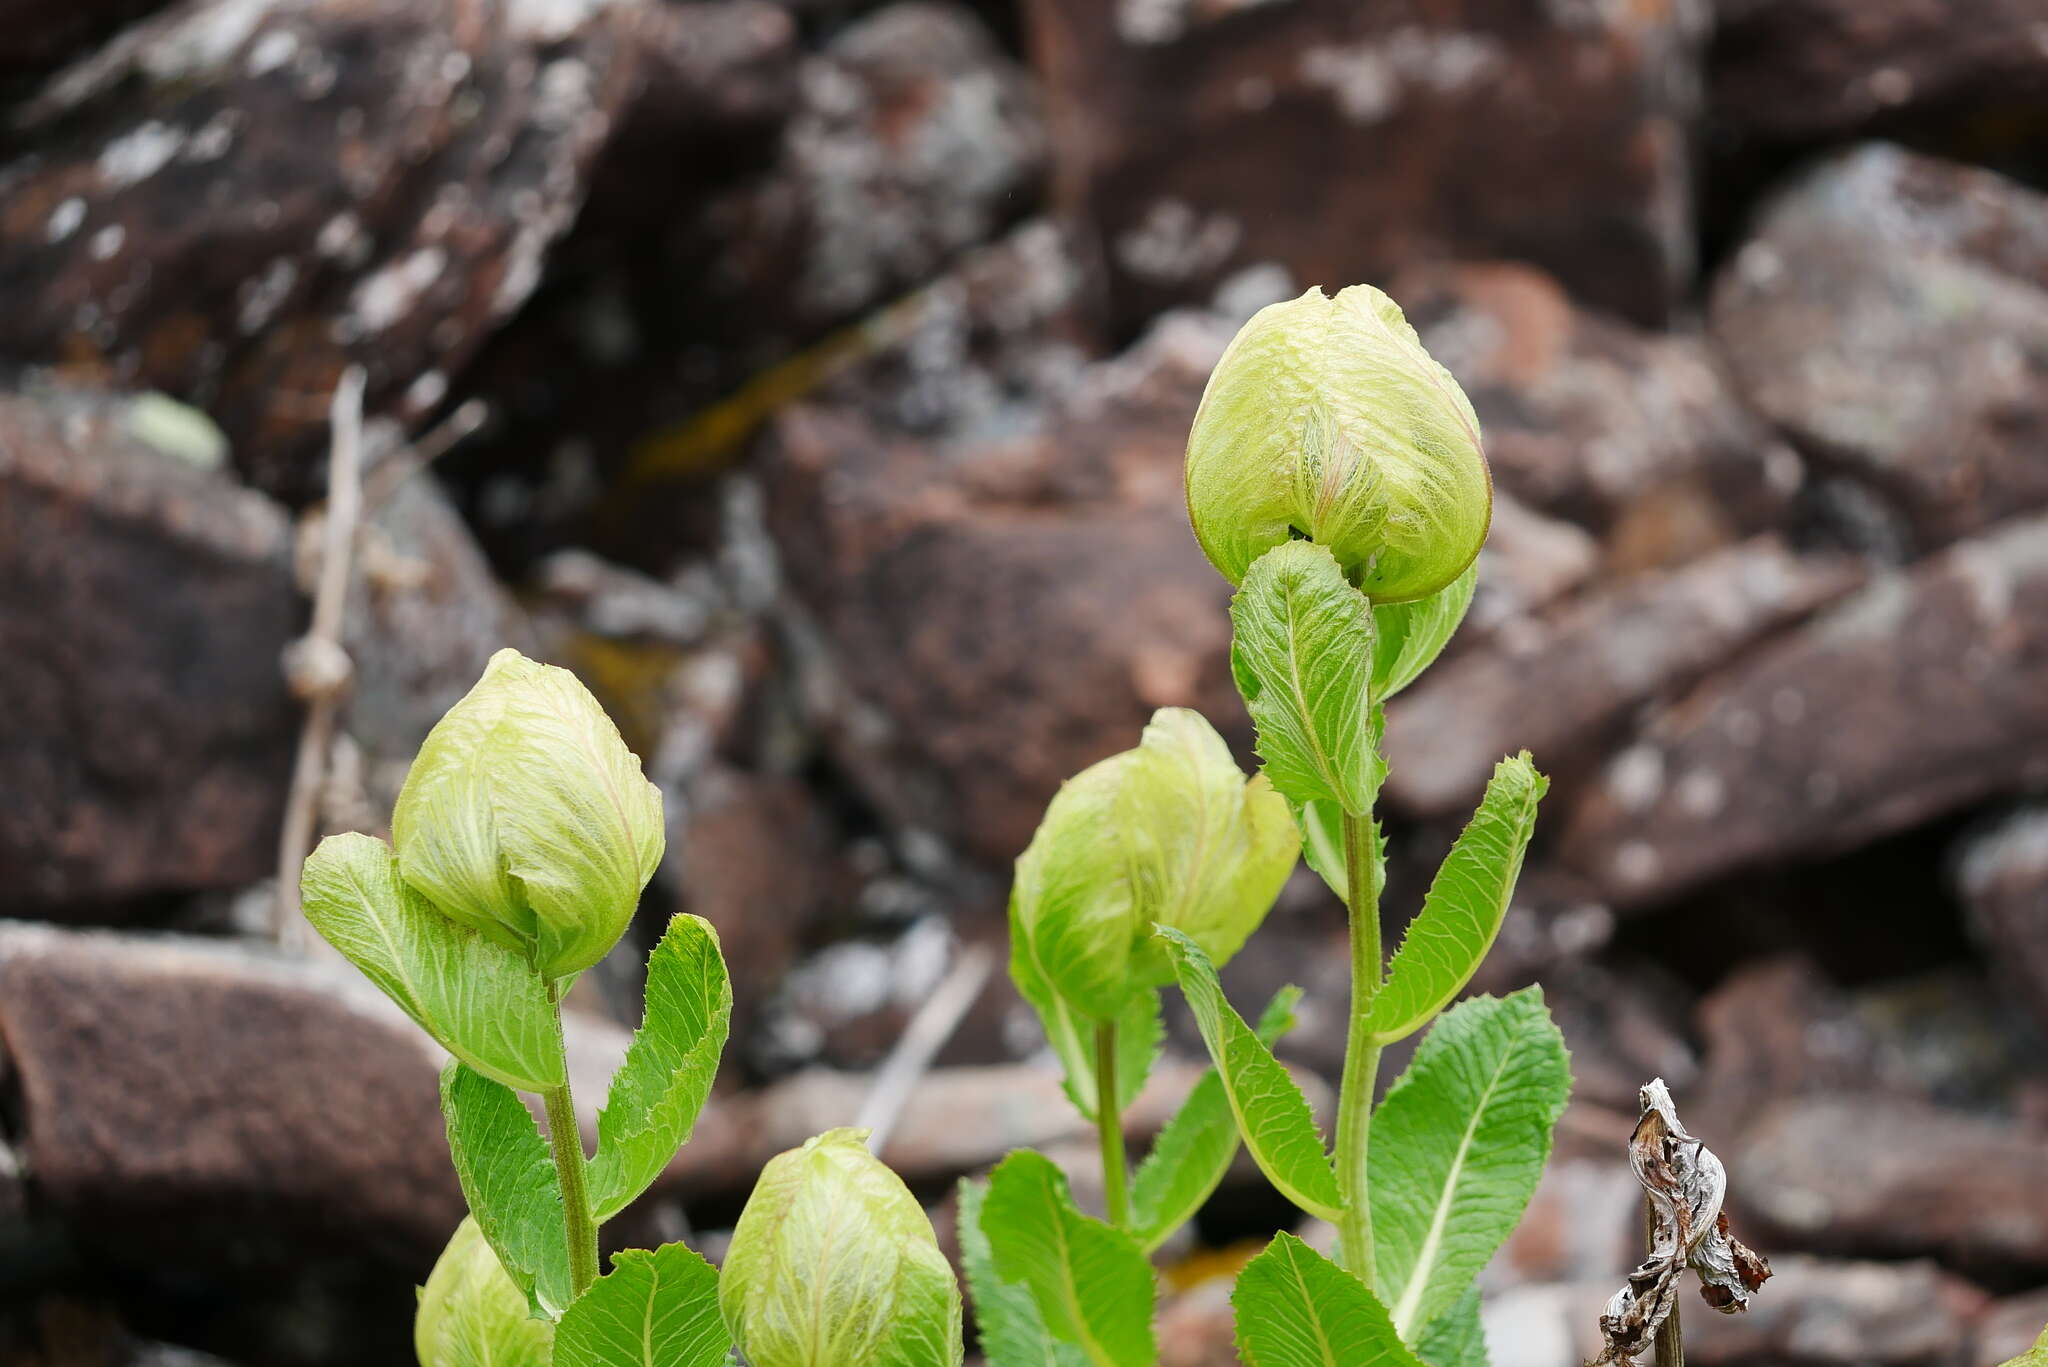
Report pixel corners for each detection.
[1334,808,1383,1286]
[1645,1195,1685,1367]
[544,980,601,1299]
[1094,1020,1130,1229]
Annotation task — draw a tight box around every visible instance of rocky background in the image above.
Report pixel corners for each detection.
[2,0,2047,1363]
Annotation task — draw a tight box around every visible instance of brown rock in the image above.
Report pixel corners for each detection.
[1025,0,1705,330]
[1691,957,1884,1132]
[1736,1096,2048,1268]
[1680,1255,1983,1366]
[1384,537,1863,819]
[0,386,299,912]
[1559,514,2048,906]
[1710,145,2048,551]
[0,0,650,499]
[1710,0,2048,143]
[1955,805,2048,1038]
[762,312,1245,865]
[1398,263,1802,550]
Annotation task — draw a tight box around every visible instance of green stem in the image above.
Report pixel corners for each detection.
[1094,1021,1130,1229]
[1334,809,1383,1286]
[544,980,601,1299]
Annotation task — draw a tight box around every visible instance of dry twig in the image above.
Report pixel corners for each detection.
[1592,1079,1772,1367]
[857,944,995,1157]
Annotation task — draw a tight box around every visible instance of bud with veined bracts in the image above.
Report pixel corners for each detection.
[1010,707,1299,1024]
[392,647,663,981]
[721,1128,963,1367]
[415,1218,553,1367]
[1185,284,1491,603]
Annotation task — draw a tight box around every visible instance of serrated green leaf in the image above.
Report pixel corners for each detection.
[588,914,733,1221]
[1230,542,1380,814]
[1415,1288,1489,1367]
[1371,990,1570,1340]
[1157,928,1342,1222]
[440,1061,574,1319]
[1128,986,1301,1253]
[1365,757,1547,1046]
[416,1217,554,1367]
[1184,284,1492,603]
[554,1241,729,1367]
[981,1152,1156,1367]
[958,1178,1091,1367]
[1372,565,1476,700]
[1996,1322,2048,1367]
[301,832,562,1092]
[720,1128,962,1367]
[1231,1232,1427,1367]
[1012,923,1162,1125]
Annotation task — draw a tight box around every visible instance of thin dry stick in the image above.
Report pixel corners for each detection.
[272,366,368,944]
[857,944,995,1157]
[1643,1195,1685,1367]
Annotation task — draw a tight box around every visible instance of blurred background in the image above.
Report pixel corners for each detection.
[3,0,2048,1363]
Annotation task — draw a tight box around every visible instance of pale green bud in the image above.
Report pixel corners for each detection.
[393,648,664,981]
[720,1128,963,1367]
[1185,284,1492,603]
[1011,708,1299,1023]
[415,1217,553,1367]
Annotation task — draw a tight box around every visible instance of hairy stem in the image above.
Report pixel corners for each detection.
[1094,1021,1130,1229]
[1335,808,1383,1285]
[544,980,601,1299]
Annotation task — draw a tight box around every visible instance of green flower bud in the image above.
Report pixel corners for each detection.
[393,648,664,981]
[1011,708,1299,1023]
[416,1218,553,1367]
[721,1128,963,1367]
[1185,284,1492,602]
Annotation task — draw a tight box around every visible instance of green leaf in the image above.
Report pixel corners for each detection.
[1012,925,1162,1125]
[1157,928,1342,1222]
[1128,986,1301,1253]
[1372,565,1476,700]
[301,832,562,1092]
[415,1217,554,1367]
[1996,1322,2048,1367]
[1365,756,1547,1046]
[440,1061,574,1319]
[588,914,733,1221]
[981,1151,1156,1367]
[1416,1289,1489,1367]
[1231,1232,1426,1367]
[554,1242,729,1367]
[958,1178,1091,1367]
[1370,990,1570,1340]
[720,1128,962,1367]
[1230,542,1380,815]
[1184,284,1492,603]
[1293,793,1385,906]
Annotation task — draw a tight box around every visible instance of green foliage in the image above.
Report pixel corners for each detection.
[301,832,562,1093]
[1415,1290,1490,1367]
[554,1243,730,1367]
[1127,986,1301,1253]
[957,1178,1091,1367]
[980,1151,1157,1367]
[1364,757,1547,1046]
[439,1062,574,1319]
[1010,947,1161,1124]
[1230,1232,1424,1367]
[1997,1323,2048,1367]
[415,1217,554,1367]
[1372,566,1477,701]
[1369,990,1571,1339]
[1158,929,1342,1223]
[1229,542,1384,815]
[721,1128,963,1367]
[589,914,732,1221]
[393,647,664,981]
[1184,284,1491,602]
